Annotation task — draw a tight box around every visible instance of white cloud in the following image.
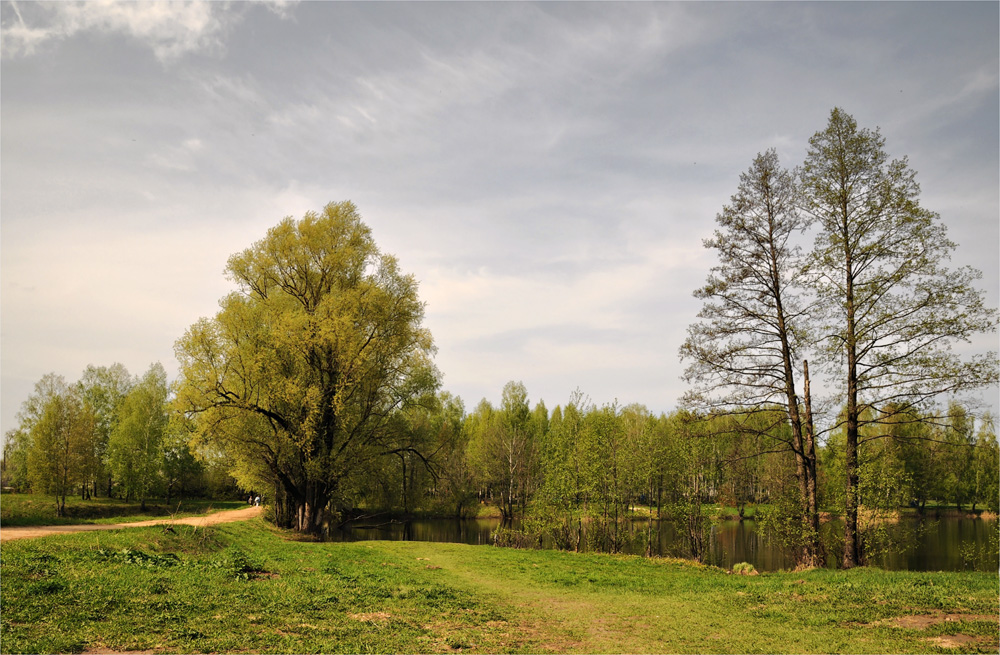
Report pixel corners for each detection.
[2,0,231,62]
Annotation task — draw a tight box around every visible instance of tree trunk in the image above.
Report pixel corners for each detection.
[770,230,821,568]
[290,482,332,535]
[802,360,822,566]
[843,243,861,569]
[399,453,408,514]
[843,429,860,567]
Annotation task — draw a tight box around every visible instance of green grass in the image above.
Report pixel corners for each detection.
[0,493,246,526]
[1,519,997,653]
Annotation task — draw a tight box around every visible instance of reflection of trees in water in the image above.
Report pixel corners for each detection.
[327,516,997,572]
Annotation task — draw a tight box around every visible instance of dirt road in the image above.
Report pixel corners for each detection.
[0,505,263,542]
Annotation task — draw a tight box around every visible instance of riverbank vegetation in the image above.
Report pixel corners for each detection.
[2,520,997,654]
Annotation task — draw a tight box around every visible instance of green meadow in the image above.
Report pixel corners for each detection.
[1,518,997,654]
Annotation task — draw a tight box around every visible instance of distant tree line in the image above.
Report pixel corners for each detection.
[2,362,238,515]
[5,364,995,567]
[335,381,998,566]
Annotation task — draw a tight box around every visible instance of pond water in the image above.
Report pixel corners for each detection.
[328,515,999,572]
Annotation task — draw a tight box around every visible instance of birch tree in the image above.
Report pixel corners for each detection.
[108,363,169,510]
[26,383,95,516]
[77,363,132,497]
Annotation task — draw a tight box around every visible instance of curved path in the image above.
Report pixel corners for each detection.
[0,505,263,542]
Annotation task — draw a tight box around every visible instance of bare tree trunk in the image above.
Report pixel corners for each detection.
[842,242,861,569]
[399,453,408,514]
[802,360,822,565]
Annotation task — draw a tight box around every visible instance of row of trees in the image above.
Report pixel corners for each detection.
[2,363,233,515]
[341,381,997,564]
[6,108,994,571]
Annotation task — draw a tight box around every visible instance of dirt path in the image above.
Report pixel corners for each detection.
[0,505,263,542]
[391,541,607,652]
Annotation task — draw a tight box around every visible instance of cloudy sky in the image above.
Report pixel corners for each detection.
[2,1,998,437]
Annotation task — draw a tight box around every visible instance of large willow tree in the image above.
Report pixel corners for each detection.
[175,202,438,533]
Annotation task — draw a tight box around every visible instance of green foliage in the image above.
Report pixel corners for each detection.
[77,363,133,496]
[25,380,96,516]
[937,403,976,510]
[657,410,715,562]
[532,394,586,548]
[108,363,169,508]
[426,392,477,518]
[3,364,230,506]
[756,457,821,563]
[972,414,999,513]
[1,429,30,492]
[174,201,439,533]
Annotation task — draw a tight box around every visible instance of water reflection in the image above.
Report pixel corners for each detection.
[328,516,998,572]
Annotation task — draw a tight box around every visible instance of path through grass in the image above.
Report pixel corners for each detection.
[0,493,246,526]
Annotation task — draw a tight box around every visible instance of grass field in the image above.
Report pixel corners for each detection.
[0,493,246,526]
[1,518,996,654]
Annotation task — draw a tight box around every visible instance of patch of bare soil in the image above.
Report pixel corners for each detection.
[881,612,996,629]
[349,612,392,622]
[926,634,982,649]
[866,612,999,652]
[0,506,263,542]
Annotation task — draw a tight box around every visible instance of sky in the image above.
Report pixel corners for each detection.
[2,1,998,439]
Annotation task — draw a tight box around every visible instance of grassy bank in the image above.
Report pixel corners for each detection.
[0,493,246,526]
[1,520,997,654]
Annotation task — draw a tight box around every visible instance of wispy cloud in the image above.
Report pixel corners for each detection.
[1,0,250,62]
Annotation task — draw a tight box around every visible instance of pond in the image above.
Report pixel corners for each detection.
[328,515,999,572]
